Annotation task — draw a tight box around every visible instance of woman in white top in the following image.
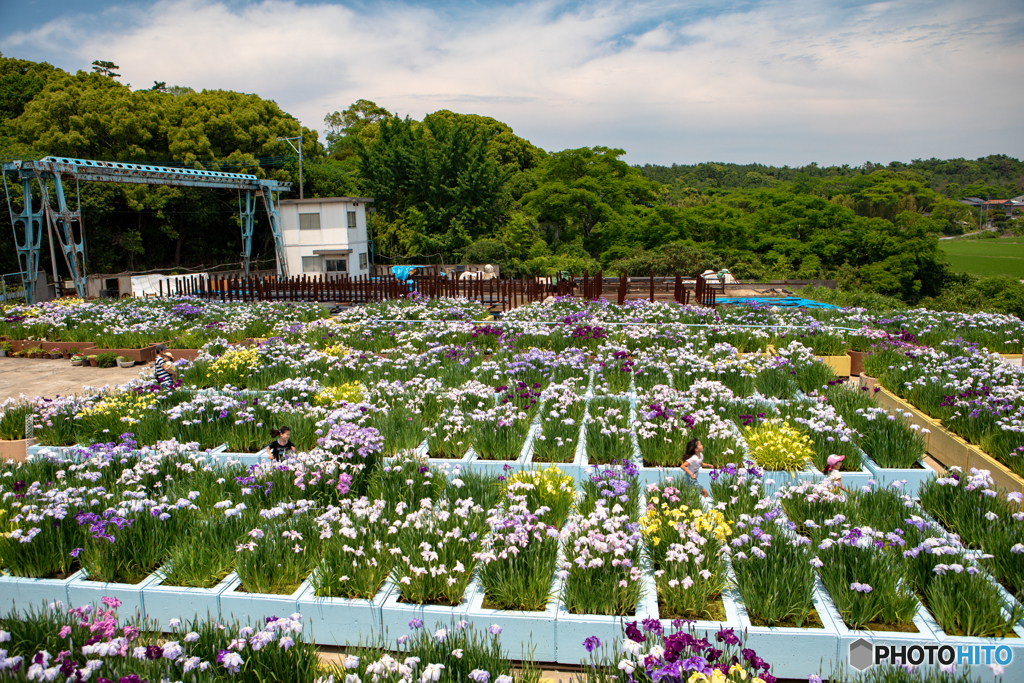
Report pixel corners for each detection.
[681,438,709,498]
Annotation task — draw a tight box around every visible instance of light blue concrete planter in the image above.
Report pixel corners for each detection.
[463,575,560,663]
[522,440,582,482]
[818,588,938,676]
[648,582,743,642]
[735,580,841,680]
[991,578,1024,628]
[466,422,534,478]
[916,588,1024,683]
[0,569,85,614]
[524,404,585,482]
[636,465,721,490]
[798,461,876,492]
[26,445,76,458]
[212,448,268,468]
[758,464,821,491]
[296,579,392,647]
[554,572,658,665]
[864,458,938,497]
[218,573,306,627]
[380,580,478,648]
[142,567,235,629]
[66,570,163,619]
[427,445,475,468]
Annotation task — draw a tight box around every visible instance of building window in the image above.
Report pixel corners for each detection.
[299,213,321,230]
[302,256,322,273]
[360,252,368,270]
[326,258,347,273]
[347,211,357,229]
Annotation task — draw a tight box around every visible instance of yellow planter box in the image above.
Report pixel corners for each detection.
[966,444,1023,496]
[816,354,851,376]
[871,387,934,452]
[870,386,1022,495]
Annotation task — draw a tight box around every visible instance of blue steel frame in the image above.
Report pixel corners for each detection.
[1,156,292,302]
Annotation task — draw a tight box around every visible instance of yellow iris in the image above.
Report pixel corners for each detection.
[314,382,367,406]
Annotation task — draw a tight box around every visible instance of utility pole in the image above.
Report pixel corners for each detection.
[278,133,304,199]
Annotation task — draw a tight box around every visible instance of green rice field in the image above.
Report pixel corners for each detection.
[939,237,1024,278]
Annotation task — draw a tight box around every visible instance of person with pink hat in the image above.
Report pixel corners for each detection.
[823,454,848,492]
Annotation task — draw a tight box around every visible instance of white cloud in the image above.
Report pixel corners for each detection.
[3,0,1022,165]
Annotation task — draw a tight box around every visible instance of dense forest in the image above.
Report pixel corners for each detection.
[2,53,1022,312]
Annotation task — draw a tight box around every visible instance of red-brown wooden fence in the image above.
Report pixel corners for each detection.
[155,271,717,309]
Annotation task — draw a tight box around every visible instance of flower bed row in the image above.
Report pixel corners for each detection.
[2,438,1020,679]
[861,376,1024,495]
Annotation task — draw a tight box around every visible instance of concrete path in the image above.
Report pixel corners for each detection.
[0,358,146,401]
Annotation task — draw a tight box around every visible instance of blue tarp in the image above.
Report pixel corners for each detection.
[391,266,418,281]
[716,296,841,310]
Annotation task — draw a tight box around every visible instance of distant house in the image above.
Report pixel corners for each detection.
[958,197,1023,218]
[278,197,374,278]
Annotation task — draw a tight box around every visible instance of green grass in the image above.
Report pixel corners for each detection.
[939,238,1024,278]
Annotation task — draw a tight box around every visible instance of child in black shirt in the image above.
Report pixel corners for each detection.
[268,426,296,461]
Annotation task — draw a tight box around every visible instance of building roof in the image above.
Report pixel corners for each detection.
[279,197,374,205]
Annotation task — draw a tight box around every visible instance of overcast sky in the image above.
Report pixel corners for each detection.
[2,0,1022,166]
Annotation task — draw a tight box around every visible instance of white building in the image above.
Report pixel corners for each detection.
[278,197,374,278]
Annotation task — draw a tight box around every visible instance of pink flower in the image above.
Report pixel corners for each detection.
[100,596,121,609]
[59,626,72,639]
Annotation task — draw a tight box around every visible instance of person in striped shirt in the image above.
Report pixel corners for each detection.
[153,344,177,389]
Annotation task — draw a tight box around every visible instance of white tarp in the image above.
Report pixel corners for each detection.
[131,273,208,297]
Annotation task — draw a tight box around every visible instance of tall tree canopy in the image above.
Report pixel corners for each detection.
[2,53,1021,308]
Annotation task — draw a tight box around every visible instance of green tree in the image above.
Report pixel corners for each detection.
[523,147,658,246]
[324,99,391,158]
[356,115,506,259]
[91,60,120,78]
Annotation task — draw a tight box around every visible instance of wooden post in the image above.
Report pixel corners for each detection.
[650,270,655,303]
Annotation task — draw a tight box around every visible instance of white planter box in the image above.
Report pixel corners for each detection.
[554,570,658,665]
[636,465,719,490]
[296,579,392,647]
[0,569,85,614]
[464,575,560,663]
[380,580,478,648]
[466,421,535,478]
[735,579,841,680]
[427,445,475,468]
[647,581,743,643]
[817,587,938,676]
[917,594,1024,683]
[67,570,163,619]
[525,415,584,483]
[27,445,75,458]
[142,568,236,629]
[992,577,1024,628]
[864,458,938,496]
[800,462,876,491]
[212,448,268,468]
[218,573,306,628]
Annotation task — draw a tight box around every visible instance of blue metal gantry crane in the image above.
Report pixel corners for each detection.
[2,156,292,304]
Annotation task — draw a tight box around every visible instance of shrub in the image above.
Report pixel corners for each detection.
[95,351,118,368]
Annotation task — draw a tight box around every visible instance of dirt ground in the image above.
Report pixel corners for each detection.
[0,358,148,401]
